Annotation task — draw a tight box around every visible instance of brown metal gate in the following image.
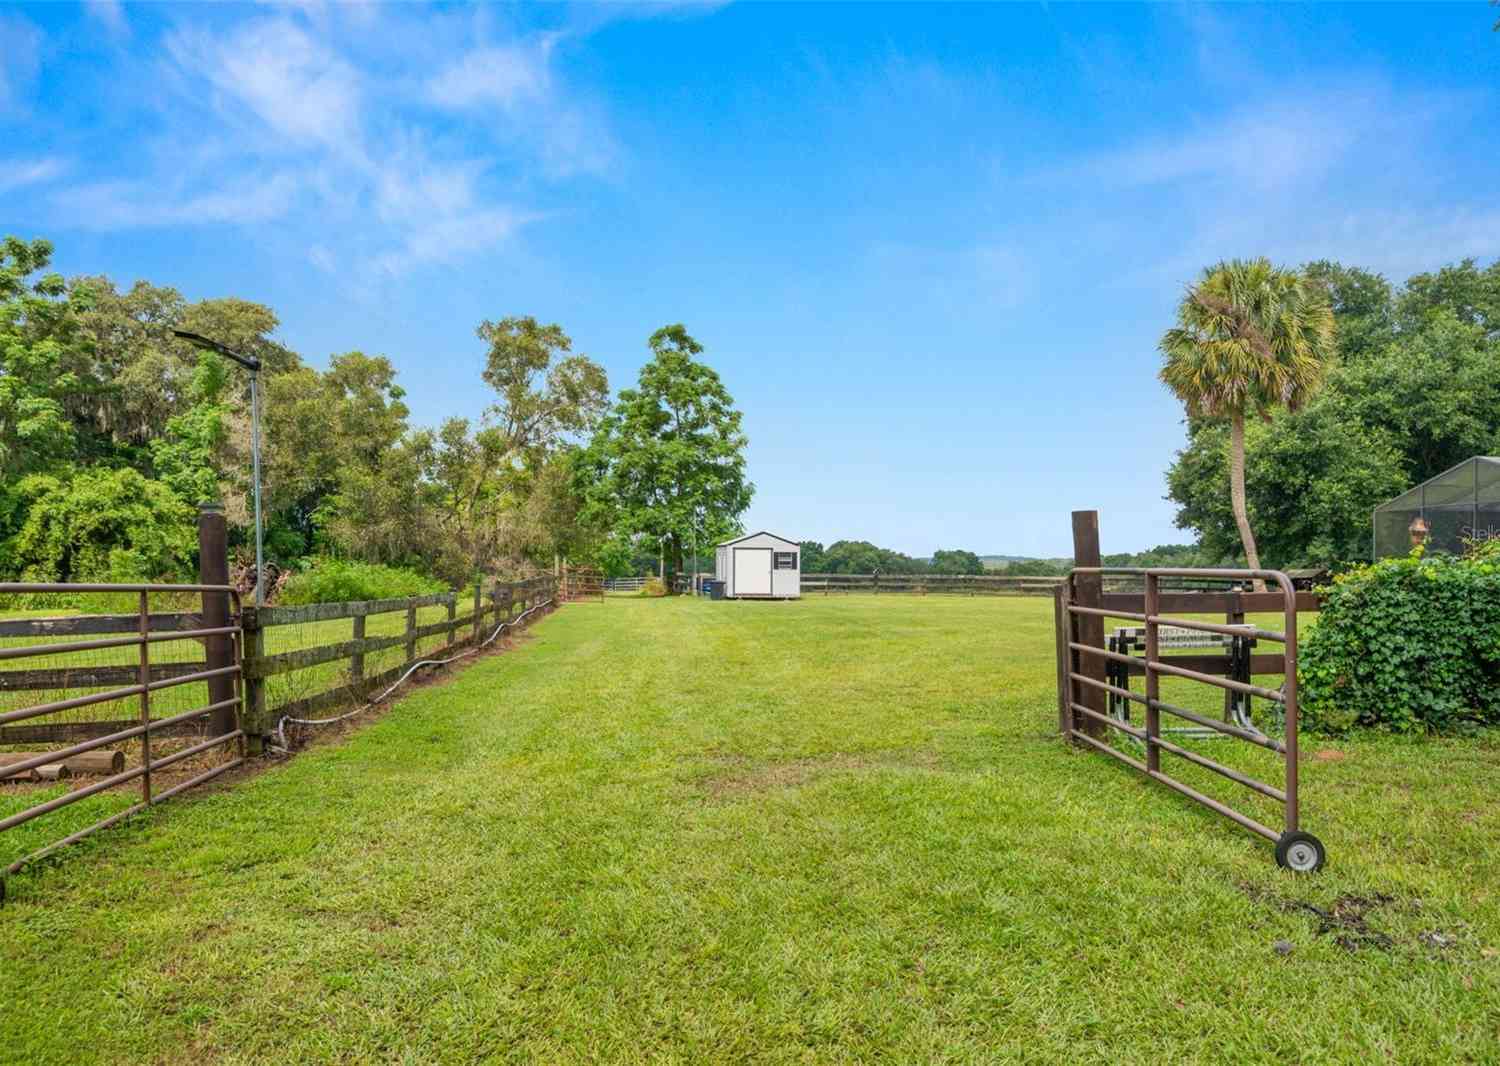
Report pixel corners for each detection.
[0,582,245,895]
[1058,567,1326,872]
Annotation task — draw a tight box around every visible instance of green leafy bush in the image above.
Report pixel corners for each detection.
[1,468,195,584]
[639,577,667,598]
[1299,543,1500,733]
[279,557,446,605]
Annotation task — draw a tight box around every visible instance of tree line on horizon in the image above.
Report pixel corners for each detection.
[785,542,1211,578]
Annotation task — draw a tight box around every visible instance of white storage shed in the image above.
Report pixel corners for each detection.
[714,531,801,599]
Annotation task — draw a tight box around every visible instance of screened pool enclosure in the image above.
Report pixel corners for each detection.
[1373,456,1500,559]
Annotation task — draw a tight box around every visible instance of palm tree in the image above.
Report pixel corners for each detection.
[1159,258,1335,589]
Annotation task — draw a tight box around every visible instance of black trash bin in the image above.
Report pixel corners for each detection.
[708,580,726,600]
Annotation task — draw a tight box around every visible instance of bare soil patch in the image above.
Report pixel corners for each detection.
[698,748,942,801]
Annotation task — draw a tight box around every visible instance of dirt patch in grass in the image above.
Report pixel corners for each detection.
[698,749,941,801]
[1243,882,1475,955]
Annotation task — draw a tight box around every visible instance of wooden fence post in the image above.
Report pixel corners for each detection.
[1071,510,1106,740]
[350,614,365,686]
[472,582,482,645]
[197,504,239,739]
[242,606,266,745]
[446,593,457,649]
[404,603,417,663]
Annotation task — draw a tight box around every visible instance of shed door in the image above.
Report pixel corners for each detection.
[733,548,772,595]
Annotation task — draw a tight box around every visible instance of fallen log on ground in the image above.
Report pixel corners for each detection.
[0,762,72,783]
[0,750,125,778]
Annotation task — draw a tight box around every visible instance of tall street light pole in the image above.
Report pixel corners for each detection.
[172,330,265,606]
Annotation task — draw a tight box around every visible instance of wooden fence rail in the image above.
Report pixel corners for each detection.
[239,576,558,738]
[1,576,559,746]
[800,573,1066,596]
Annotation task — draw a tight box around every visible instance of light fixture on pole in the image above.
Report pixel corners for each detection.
[172,330,265,606]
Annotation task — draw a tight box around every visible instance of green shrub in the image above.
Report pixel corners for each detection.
[639,577,667,598]
[1299,543,1500,733]
[3,468,195,584]
[279,557,446,605]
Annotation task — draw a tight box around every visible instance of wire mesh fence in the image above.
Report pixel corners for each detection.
[0,584,244,878]
[0,577,558,879]
[242,577,559,739]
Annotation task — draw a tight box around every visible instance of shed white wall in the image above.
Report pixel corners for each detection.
[717,533,800,598]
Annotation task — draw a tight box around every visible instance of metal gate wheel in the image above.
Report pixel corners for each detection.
[1275,831,1327,873]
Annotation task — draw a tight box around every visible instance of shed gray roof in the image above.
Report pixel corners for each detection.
[717,530,799,547]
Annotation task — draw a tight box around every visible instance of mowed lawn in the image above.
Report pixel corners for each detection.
[3,595,1498,1064]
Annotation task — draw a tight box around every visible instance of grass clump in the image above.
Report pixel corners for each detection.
[278,556,446,605]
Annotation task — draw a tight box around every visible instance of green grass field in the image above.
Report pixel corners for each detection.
[3,595,1497,1064]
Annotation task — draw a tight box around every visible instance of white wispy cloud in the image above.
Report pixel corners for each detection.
[1259,205,1500,280]
[370,205,538,277]
[59,173,303,228]
[307,243,336,273]
[1058,92,1384,193]
[85,0,129,38]
[30,2,700,279]
[0,156,68,195]
[165,18,362,152]
[427,39,555,112]
[423,31,615,178]
[1036,74,1494,290]
[0,13,42,113]
[41,9,573,278]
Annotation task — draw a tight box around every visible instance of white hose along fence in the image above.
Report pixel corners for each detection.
[241,576,559,741]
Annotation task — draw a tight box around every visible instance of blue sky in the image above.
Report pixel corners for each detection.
[2,2,1497,557]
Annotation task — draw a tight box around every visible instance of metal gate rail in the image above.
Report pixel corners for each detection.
[1062,567,1325,872]
[0,582,245,888]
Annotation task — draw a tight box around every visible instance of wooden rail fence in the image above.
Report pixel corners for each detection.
[800,573,1065,595]
[240,575,558,737]
[1,576,559,747]
[0,505,564,882]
